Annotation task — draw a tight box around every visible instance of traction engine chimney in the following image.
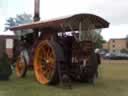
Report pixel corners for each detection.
[34,0,40,22]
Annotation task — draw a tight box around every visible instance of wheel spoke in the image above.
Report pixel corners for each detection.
[48,58,54,64]
[45,68,53,80]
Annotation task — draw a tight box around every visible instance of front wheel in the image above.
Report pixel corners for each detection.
[15,54,27,78]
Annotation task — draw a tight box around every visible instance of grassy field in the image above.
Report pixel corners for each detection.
[0,63,128,96]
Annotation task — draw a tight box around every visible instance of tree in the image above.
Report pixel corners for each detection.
[92,29,106,48]
[121,48,128,54]
[5,13,33,37]
[94,33,106,48]
[0,52,12,80]
[5,13,33,31]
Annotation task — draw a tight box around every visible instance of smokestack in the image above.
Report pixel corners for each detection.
[34,0,40,22]
[33,0,40,38]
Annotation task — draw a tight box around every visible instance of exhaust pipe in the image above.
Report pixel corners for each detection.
[33,0,40,38]
[34,0,40,22]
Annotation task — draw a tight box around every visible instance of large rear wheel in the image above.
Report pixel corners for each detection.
[33,40,64,85]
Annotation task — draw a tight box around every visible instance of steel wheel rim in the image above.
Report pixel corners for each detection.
[15,56,26,78]
[34,40,55,84]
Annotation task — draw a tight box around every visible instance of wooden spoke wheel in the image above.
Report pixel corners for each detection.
[33,40,64,85]
[15,55,27,78]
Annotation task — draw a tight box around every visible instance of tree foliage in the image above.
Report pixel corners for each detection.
[90,29,106,48]
[0,53,12,80]
[5,13,33,31]
[94,32,106,48]
[121,48,128,54]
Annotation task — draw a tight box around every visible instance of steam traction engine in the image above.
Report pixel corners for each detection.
[10,0,109,85]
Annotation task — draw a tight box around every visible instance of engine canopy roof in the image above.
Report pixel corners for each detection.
[10,13,109,32]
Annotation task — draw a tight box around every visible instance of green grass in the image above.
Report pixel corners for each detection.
[0,63,128,96]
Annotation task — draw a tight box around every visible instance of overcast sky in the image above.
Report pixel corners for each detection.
[0,0,128,41]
